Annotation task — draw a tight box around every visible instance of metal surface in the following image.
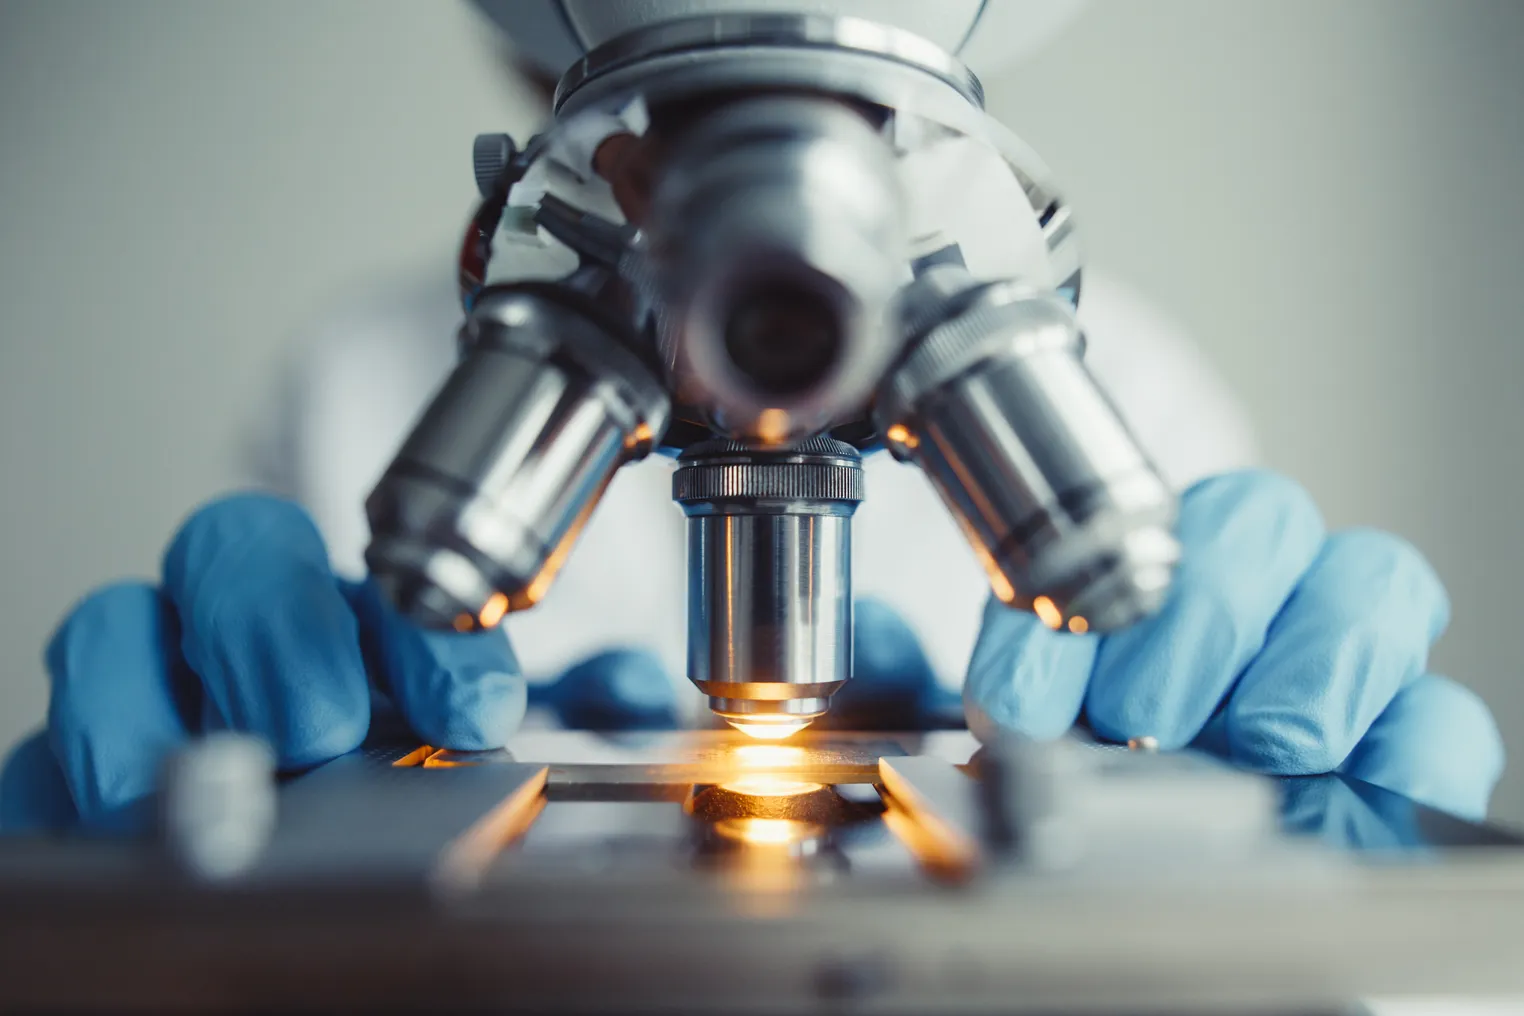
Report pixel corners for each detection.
[553,48,1074,293]
[485,728,917,785]
[674,438,864,734]
[649,95,907,443]
[365,284,670,630]
[973,734,1286,875]
[877,755,983,880]
[878,272,1180,631]
[248,749,548,891]
[4,731,1524,1012]
[554,12,985,111]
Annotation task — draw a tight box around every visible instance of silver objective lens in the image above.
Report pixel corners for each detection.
[647,95,906,444]
[366,286,670,631]
[877,273,1179,633]
[673,438,864,738]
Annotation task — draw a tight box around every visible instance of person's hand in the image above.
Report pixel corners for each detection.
[964,470,1505,820]
[0,493,679,834]
[816,600,964,731]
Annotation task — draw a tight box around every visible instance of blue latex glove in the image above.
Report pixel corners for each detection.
[816,599,963,731]
[0,493,679,833]
[965,470,1505,820]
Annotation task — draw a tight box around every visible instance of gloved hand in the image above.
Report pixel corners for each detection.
[818,599,964,731]
[964,470,1505,821]
[0,493,680,834]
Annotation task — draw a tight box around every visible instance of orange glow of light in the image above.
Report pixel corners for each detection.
[452,613,475,633]
[1067,615,1089,634]
[985,566,1016,605]
[434,766,548,893]
[727,718,811,740]
[719,777,824,798]
[522,558,561,607]
[522,490,601,606]
[1033,595,1063,630]
[756,408,790,445]
[885,423,919,449]
[948,511,1017,604]
[879,800,975,883]
[714,818,821,847]
[478,592,509,629]
[390,744,437,768]
[625,422,654,451]
[731,744,808,769]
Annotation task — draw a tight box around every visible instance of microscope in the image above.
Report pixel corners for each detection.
[11,10,1524,1012]
[362,2,1181,737]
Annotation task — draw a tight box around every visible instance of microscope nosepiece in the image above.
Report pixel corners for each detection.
[365,286,669,631]
[877,278,1180,633]
[674,439,864,737]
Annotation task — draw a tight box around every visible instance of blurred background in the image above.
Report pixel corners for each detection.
[2,1,1522,815]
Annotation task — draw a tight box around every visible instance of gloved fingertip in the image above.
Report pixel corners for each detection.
[1179,470,1326,548]
[964,597,1096,743]
[963,688,1012,747]
[352,578,529,749]
[1422,679,1505,820]
[187,580,370,771]
[552,649,680,732]
[852,598,938,694]
[45,582,193,832]
[1227,707,1345,776]
[276,701,372,770]
[162,492,328,594]
[351,577,522,678]
[158,496,371,771]
[1328,528,1452,641]
[0,731,77,833]
[1342,674,1504,822]
[822,599,944,730]
[407,648,529,750]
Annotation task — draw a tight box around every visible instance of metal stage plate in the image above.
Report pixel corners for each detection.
[1,729,1523,1013]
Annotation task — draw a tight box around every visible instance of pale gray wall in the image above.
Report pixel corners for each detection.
[2,2,1522,816]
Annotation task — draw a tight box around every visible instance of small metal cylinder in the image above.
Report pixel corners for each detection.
[877,276,1179,633]
[366,286,669,631]
[673,438,864,737]
[159,734,276,881]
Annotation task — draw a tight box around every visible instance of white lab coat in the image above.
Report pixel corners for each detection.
[248,265,1258,691]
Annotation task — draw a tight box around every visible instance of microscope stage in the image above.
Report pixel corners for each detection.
[300,730,985,886]
[418,728,978,781]
[5,729,1524,1013]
